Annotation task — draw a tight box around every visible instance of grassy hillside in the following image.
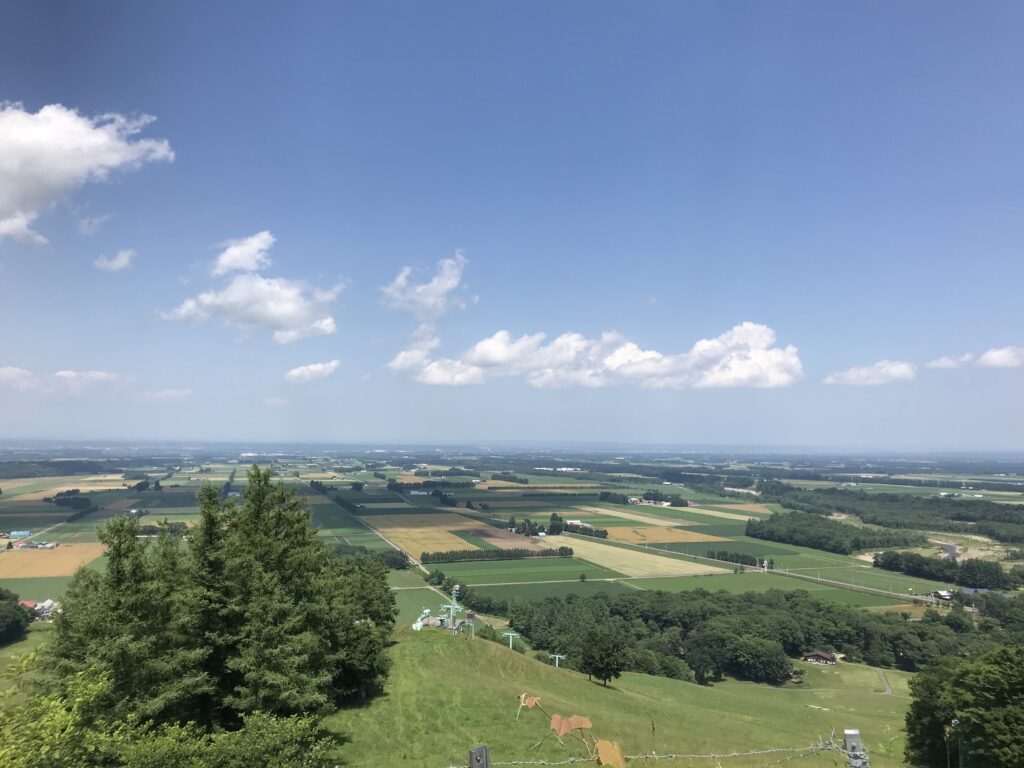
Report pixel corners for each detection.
[328,628,911,768]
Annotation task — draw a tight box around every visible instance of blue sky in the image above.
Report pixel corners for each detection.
[2,2,1023,449]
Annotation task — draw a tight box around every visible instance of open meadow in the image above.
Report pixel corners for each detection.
[328,629,912,768]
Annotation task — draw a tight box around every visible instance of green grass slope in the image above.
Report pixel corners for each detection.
[328,629,910,767]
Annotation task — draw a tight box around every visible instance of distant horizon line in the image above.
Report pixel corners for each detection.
[3,437,1024,458]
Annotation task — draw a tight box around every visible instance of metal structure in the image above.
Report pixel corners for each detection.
[502,631,519,649]
[549,653,566,668]
[844,729,869,768]
[442,584,463,635]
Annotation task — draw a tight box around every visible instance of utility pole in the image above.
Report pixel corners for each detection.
[549,653,566,668]
[503,631,519,649]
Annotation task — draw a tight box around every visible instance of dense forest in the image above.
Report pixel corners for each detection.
[906,645,1024,768]
[760,481,1024,543]
[746,510,924,554]
[505,588,1023,688]
[874,550,1024,590]
[0,467,396,766]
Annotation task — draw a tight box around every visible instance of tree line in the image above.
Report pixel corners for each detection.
[420,546,573,564]
[760,480,1024,543]
[706,550,773,568]
[598,490,689,507]
[746,510,924,554]
[873,550,1024,590]
[505,586,1023,688]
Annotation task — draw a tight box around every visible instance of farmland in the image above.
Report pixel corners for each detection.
[3,448,1024,767]
[0,452,996,611]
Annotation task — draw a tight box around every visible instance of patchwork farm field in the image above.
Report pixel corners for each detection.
[561,535,729,577]
[360,512,489,555]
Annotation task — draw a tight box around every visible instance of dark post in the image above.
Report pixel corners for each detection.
[469,744,490,768]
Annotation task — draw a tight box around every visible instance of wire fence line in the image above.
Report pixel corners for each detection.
[449,736,865,768]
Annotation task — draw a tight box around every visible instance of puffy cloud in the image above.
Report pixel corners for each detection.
[285,359,340,383]
[389,321,803,389]
[0,102,173,243]
[94,248,135,272]
[0,366,36,391]
[926,347,1024,370]
[976,346,1024,369]
[824,360,916,386]
[380,252,469,322]
[387,325,442,374]
[417,358,485,386]
[165,273,341,344]
[140,388,191,401]
[0,211,47,244]
[212,230,274,276]
[926,353,974,369]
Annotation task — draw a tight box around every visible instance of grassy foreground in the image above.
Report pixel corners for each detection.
[328,628,911,768]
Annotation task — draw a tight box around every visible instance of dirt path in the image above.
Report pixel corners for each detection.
[875,668,893,695]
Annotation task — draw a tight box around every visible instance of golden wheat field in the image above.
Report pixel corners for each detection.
[562,536,728,578]
[0,543,106,577]
[605,527,728,545]
[359,513,482,556]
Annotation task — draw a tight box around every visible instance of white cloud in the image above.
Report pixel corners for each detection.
[211,230,274,276]
[0,211,47,244]
[165,273,341,344]
[140,388,191,401]
[0,102,173,243]
[0,366,36,391]
[389,321,803,389]
[976,346,1024,369]
[380,252,469,322]
[926,353,974,369]
[94,248,135,272]
[417,358,485,386]
[824,360,917,386]
[284,359,340,383]
[77,213,111,235]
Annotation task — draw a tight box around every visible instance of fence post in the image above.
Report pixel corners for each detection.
[469,744,490,768]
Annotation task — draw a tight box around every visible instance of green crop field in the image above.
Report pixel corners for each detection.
[623,573,905,607]
[327,628,911,768]
[432,557,624,584]
[451,530,499,549]
[388,570,427,588]
[0,575,74,602]
[471,580,636,602]
[393,588,443,623]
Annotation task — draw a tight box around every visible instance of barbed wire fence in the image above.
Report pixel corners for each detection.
[450,730,870,768]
